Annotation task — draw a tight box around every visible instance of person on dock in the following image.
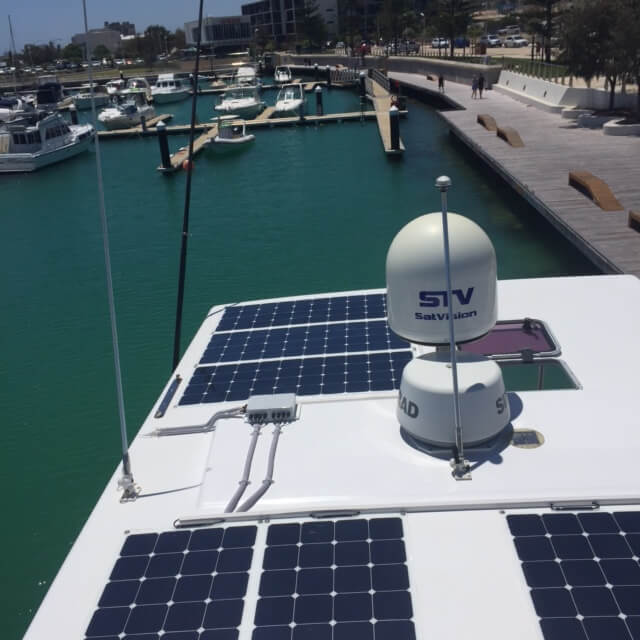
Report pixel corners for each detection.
[438,74,445,93]
[471,75,479,99]
[478,74,485,99]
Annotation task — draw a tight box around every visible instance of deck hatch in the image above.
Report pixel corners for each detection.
[254,517,415,640]
[85,524,256,638]
[508,512,640,640]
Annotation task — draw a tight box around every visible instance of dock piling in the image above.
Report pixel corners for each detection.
[69,105,78,125]
[359,71,366,97]
[315,86,323,116]
[157,121,171,171]
[389,106,400,151]
[140,115,147,133]
[326,66,332,89]
[314,63,319,81]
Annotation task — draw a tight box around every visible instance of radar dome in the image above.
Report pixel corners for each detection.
[398,352,510,446]
[386,213,497,345]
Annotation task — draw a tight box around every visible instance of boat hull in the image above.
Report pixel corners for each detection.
[0,131,93,173]
[214,103,263,120]
[72,95,110,110]
[208,134,255,152]
[152,90,190,104]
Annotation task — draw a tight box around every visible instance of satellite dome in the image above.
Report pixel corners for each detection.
[386,213,497,345]
[398,352,510,446]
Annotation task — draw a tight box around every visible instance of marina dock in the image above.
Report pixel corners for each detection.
[158,124,219,173]
[390,71,640,277]
[96,114,173,137]
[367,76,405,155]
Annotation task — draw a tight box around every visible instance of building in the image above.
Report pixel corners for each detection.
[185,16,252,51]
[241,0,338,43]
[71,29,121,55]
[104,21,136,36]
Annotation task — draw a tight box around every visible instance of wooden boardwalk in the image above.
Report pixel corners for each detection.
[253,106,276,121]
[390,71,640,276]
[97,114,173,138]
[368,77,405,155]
[158,124,219,173]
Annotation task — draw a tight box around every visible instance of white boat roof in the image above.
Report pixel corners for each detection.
[24,274,640,640]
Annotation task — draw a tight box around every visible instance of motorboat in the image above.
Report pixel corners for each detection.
[234,65,258,85]
[206,116,255,151]
[126,77,153,100]
[0,110,93,172]
[72,84,110,110]
[104,78,126,96]
[151,73,191,104]
[35,81,63,110]
[98,89,155,130]
[0,96,35,122]
[214,85,264,119]
[274,83,305,115]
[274,65,292,83]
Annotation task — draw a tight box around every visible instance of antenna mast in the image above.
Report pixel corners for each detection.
[435,176,471,480]
[172,0,206,371]
[82,0,138,500]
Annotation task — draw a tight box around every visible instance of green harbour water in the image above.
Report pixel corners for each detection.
[1,86,598,637]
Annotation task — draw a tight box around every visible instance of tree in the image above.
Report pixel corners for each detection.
[431,0,477,57]
[62,43,84,62]
[297,0,328,49]
[144,25,170,57]
[378,0,413,48]
[614,0,640,115]
[93,44,111,61]
[524,0,563,63]
[559,0,628,110]
[172,29,186,51]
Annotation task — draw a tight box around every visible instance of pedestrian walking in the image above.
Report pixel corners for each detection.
[478,74,485,99]
[438,74,445,93]
[471,75,478,99]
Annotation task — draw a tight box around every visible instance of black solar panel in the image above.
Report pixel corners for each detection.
[216,294,387,332]
[508,511,640,640]
[254,517,415,640]
[85,525,256,639]
[179,352,413,404]
[200,320,408,365]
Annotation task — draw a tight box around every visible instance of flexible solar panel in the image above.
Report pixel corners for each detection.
[180,352,413,404]
[200,320,408,365]
[85,525,256,639]
[508,511,640,640]
[254,517,415,640]
[216,294,388,332]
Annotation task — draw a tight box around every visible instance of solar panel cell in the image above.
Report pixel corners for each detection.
[86,525,253,640]
[510,511,640,640]
[253,518,412,640]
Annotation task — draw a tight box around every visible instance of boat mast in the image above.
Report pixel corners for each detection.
[172,0,205,370]
[82,0,138,500]
[7,15,18,97]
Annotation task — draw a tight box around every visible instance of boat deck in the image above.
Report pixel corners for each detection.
[390,71,640,276]
[23,275,640,640]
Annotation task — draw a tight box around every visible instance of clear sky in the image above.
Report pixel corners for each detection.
[2,0,244,54]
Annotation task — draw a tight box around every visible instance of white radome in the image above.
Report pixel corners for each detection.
[386,212,498,344]
[398,351,510,446]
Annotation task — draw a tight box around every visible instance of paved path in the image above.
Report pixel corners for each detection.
[391,71,640,276]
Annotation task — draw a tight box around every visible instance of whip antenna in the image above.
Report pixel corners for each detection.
[82,0,138,500]
[172,0,206,371]
[435,176,471,480]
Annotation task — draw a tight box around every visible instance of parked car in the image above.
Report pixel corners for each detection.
[454,37,470,48]
[504,35,529,47]
[431,37,449,49]
[386,40,419,55]
[335,41,346,50]
[479,34,502,47]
